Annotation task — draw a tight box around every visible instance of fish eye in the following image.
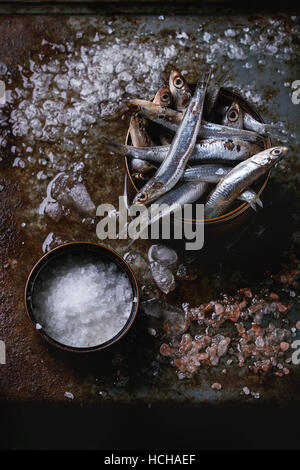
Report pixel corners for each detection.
[271,148,282,156]
[137,192,148,202]
[161,93,170,102]
[228,109,239,122]
[131,104,140,113]
[174,77,184,89]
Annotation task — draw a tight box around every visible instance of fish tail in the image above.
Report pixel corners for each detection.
[256,197,263,208]
[263,123,287,139]
[100,137,126,156]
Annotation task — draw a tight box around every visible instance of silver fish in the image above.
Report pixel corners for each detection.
[102,137,262,163]
[169,69,192,111]
[183,164,232,183]
[182,165,263,210]
[129,114,152,147]
[203,72,229,120]
[128,181,208,239]
[182,166,263,209]
[129,114,154,176]
[243,112,283,138]
[204,85,221,120]
[133,71,210,205]
[204,146,289,218]
[128,99,264,145]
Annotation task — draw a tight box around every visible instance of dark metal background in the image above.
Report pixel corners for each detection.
[0,2,299,449]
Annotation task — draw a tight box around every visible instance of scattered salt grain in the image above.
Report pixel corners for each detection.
[176,32,189,40]
[64,391,74,400]
[32,254,133,347]
[211,382,222,391]
[35,323,42,330]
[148,328,157,336]
[242,387,250,395]
[203,32,211,43]
[42,232,54,253]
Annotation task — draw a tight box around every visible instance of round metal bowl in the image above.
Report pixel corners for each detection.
[24,242,139,353]
[124,87,271,240]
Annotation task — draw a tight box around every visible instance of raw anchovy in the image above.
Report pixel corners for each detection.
[128,99,264,145]
[153,84,174,146]
[153,84,173,108]
[102,137,167,162]
[243,112,282,138]
[102,137,262,163]
[183,164,232,183]
[129,114,152,147]
[129,114,153,176]
[128,181,208,238]
[203,72,229,120]
[133,71,210,205]
[221,102,243,128]
[169,69,192,111]
[204,146,289,218]
[217,104,282,138]
[204,85,221,121]
[128,99,180,125]
[182,166,263,208]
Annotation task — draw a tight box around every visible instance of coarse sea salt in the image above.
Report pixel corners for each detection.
[32,254,133,347]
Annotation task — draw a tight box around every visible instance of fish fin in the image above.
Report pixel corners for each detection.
[248,201,257,211]
[242,197,263,211]
[256,197,263,208]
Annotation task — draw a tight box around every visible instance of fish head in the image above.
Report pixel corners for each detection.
[133,180,165,206]
[169,70,192,111]
[222,102,243,128]
[153,84,172,108]
[252,146,289,167]
[129,114,152,147]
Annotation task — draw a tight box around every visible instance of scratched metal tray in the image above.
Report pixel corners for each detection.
[0,2,299,449]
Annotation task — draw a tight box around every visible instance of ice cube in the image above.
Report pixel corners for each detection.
[69,183,95,215]
[148,244,177,267]
[150,261,175,295]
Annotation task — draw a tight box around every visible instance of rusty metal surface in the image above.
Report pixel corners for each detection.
[0,11,299,406]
